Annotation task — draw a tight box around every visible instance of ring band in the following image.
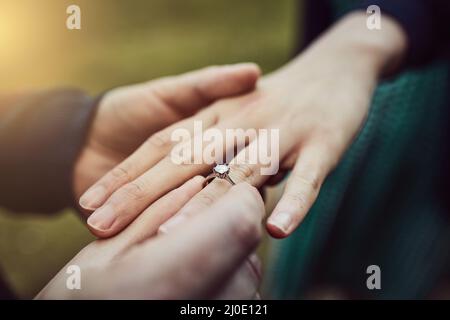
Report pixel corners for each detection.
[203,163,235,187]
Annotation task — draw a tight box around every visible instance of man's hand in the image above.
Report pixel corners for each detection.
[74,63,260,211]
[36,182,264,299]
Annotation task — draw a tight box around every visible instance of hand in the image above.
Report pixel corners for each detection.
[74,63,260,210]
[79,12,406,238]
[36,182,264,299]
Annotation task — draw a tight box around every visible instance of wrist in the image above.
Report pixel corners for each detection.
[331,12,407,76]
[273,11,407,83]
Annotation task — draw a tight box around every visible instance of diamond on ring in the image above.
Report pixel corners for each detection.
[213,164,230,176]
[203,163,235,187]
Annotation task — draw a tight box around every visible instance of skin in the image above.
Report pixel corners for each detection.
[35,10,408,300]
[73,63,261,211]
[78,12,407,239]
[0,50,261,299]
[36,182,264,299]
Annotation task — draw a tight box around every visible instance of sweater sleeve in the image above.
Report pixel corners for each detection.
[356,0,450,66]
[0,89,99,213]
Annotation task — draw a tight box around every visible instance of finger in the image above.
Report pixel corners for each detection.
[148,63,261,115]
[87,120,257,237]
[158,176,231,234]
[214,254,262,300]
[158,137,284,233]
[79,110,217,211]
[127,183,265,299]
[157,161,262,233]
[78,63,259,211]
[107,176,204,248]
[86,158,208,237]
[159,201,262,300]
[267,142,332,238]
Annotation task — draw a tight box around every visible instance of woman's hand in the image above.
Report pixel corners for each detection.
[74,63,260,209]
[37,181,264,299]
[79,12,406,238]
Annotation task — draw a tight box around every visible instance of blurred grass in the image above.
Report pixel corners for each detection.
[0,0,298,298]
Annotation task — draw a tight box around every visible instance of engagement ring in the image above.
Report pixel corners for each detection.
[203,164,235,187]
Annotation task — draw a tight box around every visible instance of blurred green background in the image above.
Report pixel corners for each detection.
[0,0,298,298]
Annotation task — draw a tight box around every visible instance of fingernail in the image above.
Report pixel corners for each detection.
[268,212,292,234]
[79,186,107,210]
[159,214,186,234]
[87,205,116,231]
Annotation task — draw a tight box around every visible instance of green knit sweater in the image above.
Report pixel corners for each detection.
[265,2,450,299]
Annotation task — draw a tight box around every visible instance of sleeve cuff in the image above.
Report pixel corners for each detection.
[0,89,100,213]
[353,0,435,67]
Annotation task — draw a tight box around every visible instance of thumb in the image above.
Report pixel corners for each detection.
[148,63,261,115]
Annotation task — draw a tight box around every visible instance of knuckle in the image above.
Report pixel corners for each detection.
[109,166,132,185]
[232,183,263,208]
[285,192,308,210]
[291,169,322,193]
[230,163,255,183]
[196,192,217,207]
[111,166,129,180]
[121,181,146,200]
[236,182,259,196]
[163,152,192,168]
[229,210,261,248]
[146,130,172,148]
